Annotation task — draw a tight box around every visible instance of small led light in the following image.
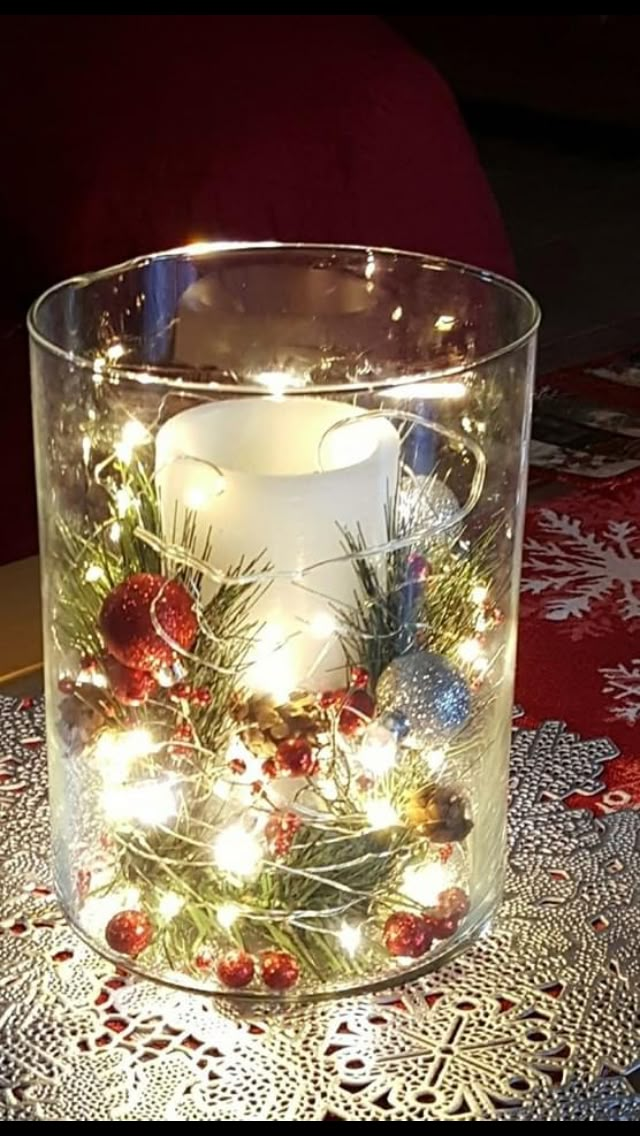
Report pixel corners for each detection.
[84,564,104,583]
[212,824,263,880]
[158,891,184,920]
[457,638,483,664]
[359,724,397,777]
[457,637,489,676]
[402,861,451,907]
[217,901,241,930]
[102,779,177,827]
[254,370,307,398]
[184,474,224,510]
[391,305,403,322]
[81,435,92,464]
[338,921,362,957]
[309,611,336,639]
[435,314,456,332]
[109,521,121,543]
[115,487,135,517]
[95,727,154,781]
[364,798,400,830]
[122,419,148,448]
[106,342,126,362]
[426,747,446,774]
[115,419,149,463]
[470,585,489,606]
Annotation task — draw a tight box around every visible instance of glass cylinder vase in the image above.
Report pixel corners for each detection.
[29,244,539,1000]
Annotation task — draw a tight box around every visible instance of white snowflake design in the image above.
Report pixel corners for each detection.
[600,658,640,726]
[522,509,640,629]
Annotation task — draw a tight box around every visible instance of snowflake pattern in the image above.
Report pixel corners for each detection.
[600,658,640,725]
[1,697,640,1121]
[522,509,640,635]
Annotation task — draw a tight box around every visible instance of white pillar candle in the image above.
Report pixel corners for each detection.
[155,397,398,696]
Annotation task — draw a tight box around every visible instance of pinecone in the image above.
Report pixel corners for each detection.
[59,685,110,748]
[231,691,325,760]
[407,784,473,843]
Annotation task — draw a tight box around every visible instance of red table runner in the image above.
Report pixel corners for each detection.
[517,348,640,814]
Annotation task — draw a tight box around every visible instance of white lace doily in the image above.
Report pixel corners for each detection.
[0,697,638,1121]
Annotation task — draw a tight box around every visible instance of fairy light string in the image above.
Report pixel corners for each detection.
[55,389,505,986]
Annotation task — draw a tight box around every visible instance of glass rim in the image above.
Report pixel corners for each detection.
[27,241,541,395]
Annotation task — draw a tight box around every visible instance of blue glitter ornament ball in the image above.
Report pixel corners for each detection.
[376,651,470,739]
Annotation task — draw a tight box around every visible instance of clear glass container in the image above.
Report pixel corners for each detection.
[28,244,539,1000]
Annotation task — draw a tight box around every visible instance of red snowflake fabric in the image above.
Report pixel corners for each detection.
[516,350,640,813]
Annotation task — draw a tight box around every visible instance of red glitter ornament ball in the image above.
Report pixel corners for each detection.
[437,887,469,921]
[383,911,433,958]
[105,656,158,705]
[339,689,375,736]
[265,810,302,858]
[261,950,300,991]
[100,573,198,676]
[271,736,318,778]
[216,949,255,989]
[105,910,154,957]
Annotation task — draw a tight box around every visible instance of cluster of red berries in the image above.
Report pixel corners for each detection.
[383,887,469,959]
[195,947,299,991]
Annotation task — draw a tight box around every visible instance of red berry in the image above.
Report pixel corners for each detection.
[339,689,375,736]
[105,656,157,705]
[424,914,459,940]
[383,911,433,959]
[437,887,469,920]
[229,757,247,776]
[216,949,255,989]
[192,687,212,707]
[194,947,215,973]
[171,682,192,702]
[100,573,198,675]
[349,665,369,690]
[265,811,302,858]
[320,689,344,709]
[105,910,154,957]
[174,723,193,740]
[261,950,300,991]
[273,737,318,778]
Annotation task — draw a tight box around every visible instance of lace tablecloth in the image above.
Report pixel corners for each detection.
[1,696,638,1121]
